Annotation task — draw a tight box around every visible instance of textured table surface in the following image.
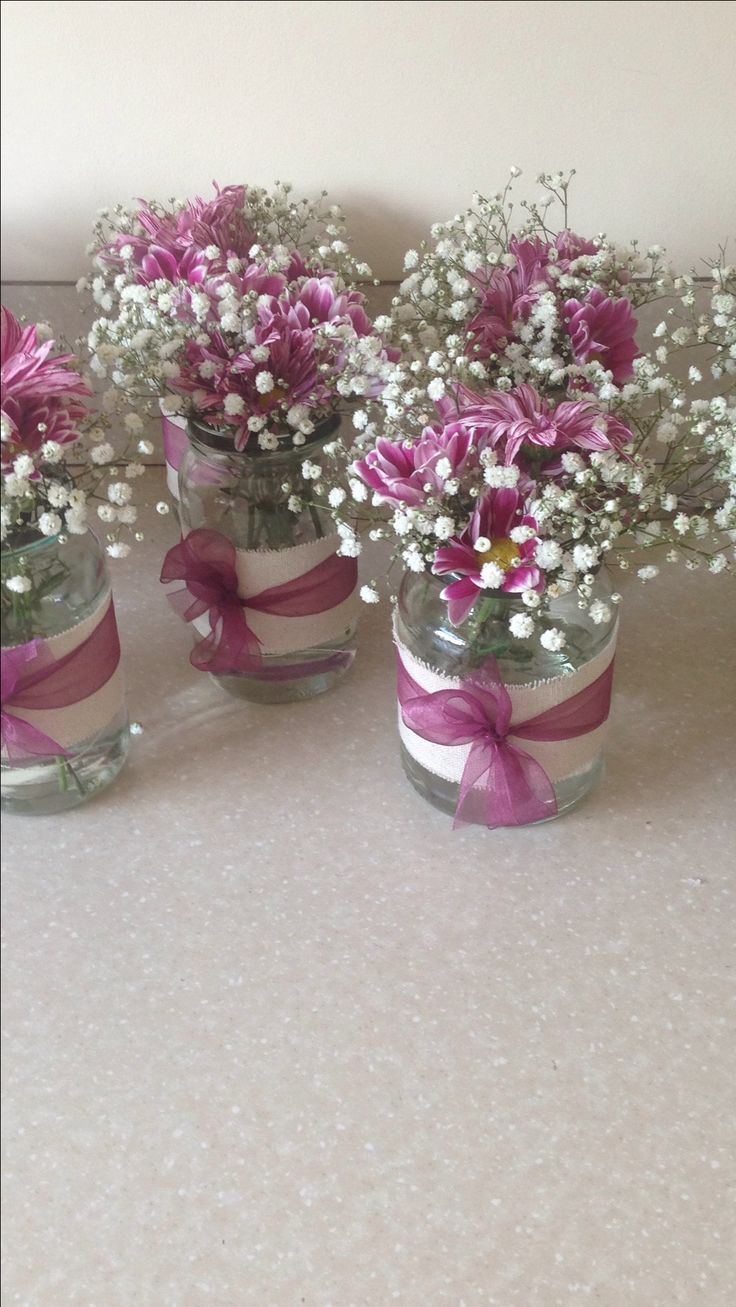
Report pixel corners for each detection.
[2,478,735,1307]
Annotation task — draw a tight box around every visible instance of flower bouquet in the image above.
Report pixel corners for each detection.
[1,308,147,813]
[84,182,394,701]
[313,171,735,827]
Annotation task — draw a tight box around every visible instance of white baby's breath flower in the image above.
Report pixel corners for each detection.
[360,584,380,604]
[40,440,63,463]
[434,515,456,540]
[588,600,612,624]
[5,574,32,594]
[338,535,361,558]
[637,565,660,581]
[402,551,424,573]
[223,393,245,415]
[90,442,115,464]
[572,543,599,571]
[534,540,563,569]
[509,525,535,544]
[255,371,274,394]
[484,465,519,488]
[540,627,566,652]
[480,561,505,589]
[38,511,62,537]
[46,482,70,508]
[65,507,87,534]
[509,612,534,639]
[106,541,131,559]
[13,454,35,479]
[107,481,133,506]
[4,475,31,499]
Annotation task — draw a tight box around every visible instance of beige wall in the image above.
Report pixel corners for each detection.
[2,0,735,281]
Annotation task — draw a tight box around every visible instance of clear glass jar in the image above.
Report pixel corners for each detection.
[1,531,129,815]
[178,417,358,703]
[394,569,616,825]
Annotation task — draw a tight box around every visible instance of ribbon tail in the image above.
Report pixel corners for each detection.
[190,604,263,675]
[455,737,557,830]
[1,712,70,761]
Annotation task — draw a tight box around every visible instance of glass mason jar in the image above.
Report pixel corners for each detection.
[176,416,358,703]
[1,530,129,815]
[394,568,617,826]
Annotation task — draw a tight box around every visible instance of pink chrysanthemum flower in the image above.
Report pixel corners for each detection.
[553,229,600,270]
[433,488,543,624]
[467,237,553,357]
[1,307,91,466]
[102,183,257,285]
[353,423,476,507]
[563,287,639,383]
[437,382,633,471]
[172,298,327,449]
[297,277,375,336]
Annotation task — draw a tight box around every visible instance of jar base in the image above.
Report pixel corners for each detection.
[400,744,604,827]
[210,644,356,705]
[1,723,130,816]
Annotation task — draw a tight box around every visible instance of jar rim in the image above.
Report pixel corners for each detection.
[187,412,341,461]
[2,528,63,559]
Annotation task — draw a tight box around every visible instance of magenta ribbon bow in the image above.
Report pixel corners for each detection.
[160,528,358,676]
[396,648,615,829]
[1,602,121,762]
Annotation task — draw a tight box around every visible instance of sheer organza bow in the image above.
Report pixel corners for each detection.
[1,601,121,761]
[396,648,615,829]
[160,528,358,675]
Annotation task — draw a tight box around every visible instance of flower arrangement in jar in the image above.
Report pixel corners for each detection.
[309,170,735,826]
[1,308,149,812]
[84,182,396,700]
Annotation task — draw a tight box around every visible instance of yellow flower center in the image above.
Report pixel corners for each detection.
[257,385,287,410]
[476,537,520,572]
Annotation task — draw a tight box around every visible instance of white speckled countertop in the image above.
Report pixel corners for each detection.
[2,477,735,1306]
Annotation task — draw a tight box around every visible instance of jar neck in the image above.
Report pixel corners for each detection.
[1,528,65,564]
[186,413,341,470]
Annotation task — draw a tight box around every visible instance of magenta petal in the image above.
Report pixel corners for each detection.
[502,565,543,593]
[441,577,480,626]
[433,541,477,577]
